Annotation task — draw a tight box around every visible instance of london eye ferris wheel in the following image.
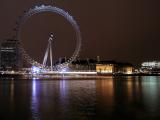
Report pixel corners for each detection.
[15,5,82,71]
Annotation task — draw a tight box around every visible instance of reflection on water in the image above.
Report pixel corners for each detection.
[60,80,68,103]
[142,76,160,113]
[96,78,114,107]
[0,76,160,119]
[31,79,40,120]
[10,80,14,103]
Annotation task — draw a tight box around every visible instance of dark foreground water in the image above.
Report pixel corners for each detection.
[0,76,160,120]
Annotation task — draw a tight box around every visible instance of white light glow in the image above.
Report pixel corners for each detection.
[31,66,41,74]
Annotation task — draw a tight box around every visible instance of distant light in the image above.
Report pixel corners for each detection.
[126,71,132,74]
[31,66,40,74]
[142,61,160,67]
[60,67,69,73]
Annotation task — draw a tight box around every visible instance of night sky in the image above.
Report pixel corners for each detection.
[0,0,160,66]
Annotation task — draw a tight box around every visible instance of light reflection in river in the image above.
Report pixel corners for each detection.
[142,76,160,112]
[0,76,160,120]
[60,80,67,100]
[10,80,14,103]
[31,79,40,120]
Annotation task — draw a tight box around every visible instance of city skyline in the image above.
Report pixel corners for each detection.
[0,1,160,120]
[0,0,160,65]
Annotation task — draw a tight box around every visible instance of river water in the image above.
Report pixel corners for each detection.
[0,76,160,120]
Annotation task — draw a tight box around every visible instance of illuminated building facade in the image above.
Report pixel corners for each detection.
[96,61,116,74]
[96,64,114,73]
[56,58,134,74]
[115,63,133,74]
[96,62,133,74]
[142,61,160,68]
[0,39,21,70]
[117,66,133,74]
[141,61,160,74]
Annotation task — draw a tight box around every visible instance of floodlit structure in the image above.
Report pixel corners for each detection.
[96,64,114,74]
[141,61,160,74]
[0,39,21,70]
[118,66,133,74]
[42,34,54,71]
[96,61,133,74]
[15,5,82,71]
[115,63,133,74]
[142,61,160,68]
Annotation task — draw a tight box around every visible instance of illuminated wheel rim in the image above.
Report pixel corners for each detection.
[16,5,82,70]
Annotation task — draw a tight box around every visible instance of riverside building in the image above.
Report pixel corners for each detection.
[141,61,160,74]
[0,39,21,70]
